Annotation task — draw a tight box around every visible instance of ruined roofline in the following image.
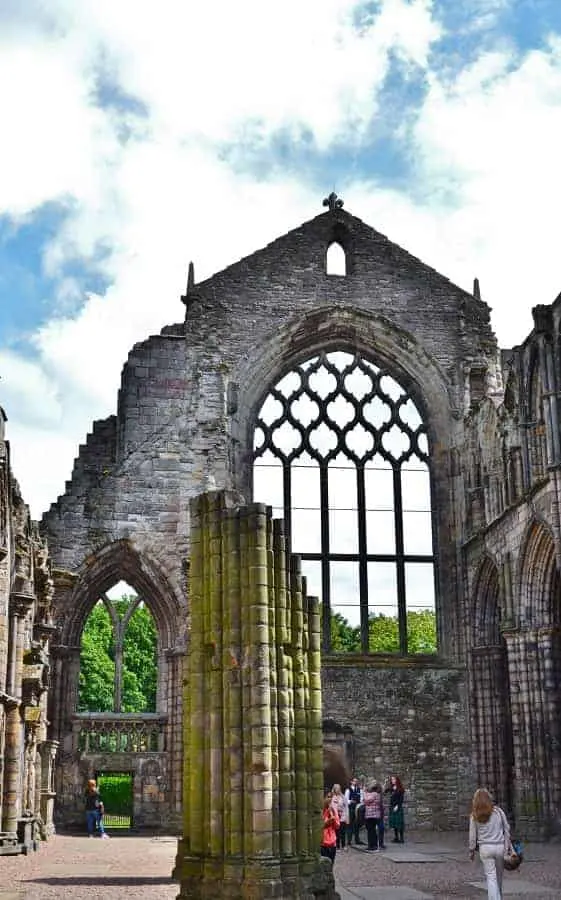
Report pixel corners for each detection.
[190,206,492,315]
[40,414,117,522]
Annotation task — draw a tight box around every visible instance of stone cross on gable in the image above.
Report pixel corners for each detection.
[323,191,344,211]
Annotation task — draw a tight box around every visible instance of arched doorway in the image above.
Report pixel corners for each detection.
[469,556,514,815]
[50,541,183,832]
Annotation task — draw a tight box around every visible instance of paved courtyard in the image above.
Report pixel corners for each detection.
[0,831,560,899]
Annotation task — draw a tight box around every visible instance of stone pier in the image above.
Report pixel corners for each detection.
[174,491,338,900]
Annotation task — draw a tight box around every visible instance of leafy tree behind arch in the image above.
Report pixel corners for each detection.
[78,595,158,713]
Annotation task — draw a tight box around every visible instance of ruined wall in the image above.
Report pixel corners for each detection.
[41,205,503,831]
[322,661,471,830]
[0,409,57,854]
[459,298,561,836]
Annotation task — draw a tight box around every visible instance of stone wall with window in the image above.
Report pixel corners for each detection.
[43,199,556,833]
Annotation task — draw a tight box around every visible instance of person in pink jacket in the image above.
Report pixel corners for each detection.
[362,781,384,851]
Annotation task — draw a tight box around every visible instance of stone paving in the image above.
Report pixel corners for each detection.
[0,831,560,899]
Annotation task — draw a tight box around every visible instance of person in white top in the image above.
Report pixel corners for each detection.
[468,788,512,900]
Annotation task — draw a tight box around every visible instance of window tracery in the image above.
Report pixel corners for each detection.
[253,350,436,654]
[78,582,158,713]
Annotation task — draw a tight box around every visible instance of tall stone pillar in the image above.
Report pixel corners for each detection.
[469,645,514,813]
[175,492,336,900]
[39,740,59,837]
[505,627,561,835]
[1,700,22,835]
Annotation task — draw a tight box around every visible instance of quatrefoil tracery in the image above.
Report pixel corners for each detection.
[254,351,429,468]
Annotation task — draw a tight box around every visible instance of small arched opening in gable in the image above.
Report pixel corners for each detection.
[326,241,346,276]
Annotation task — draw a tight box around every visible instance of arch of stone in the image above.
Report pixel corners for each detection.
[2,200,560,861]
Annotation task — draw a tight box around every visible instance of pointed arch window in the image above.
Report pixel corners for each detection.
[252,350,437,655]
[78,581,158,713]
[528,356,547,480]
[326,241,346,276]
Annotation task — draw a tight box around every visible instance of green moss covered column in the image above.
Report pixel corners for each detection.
[174,491,330,900]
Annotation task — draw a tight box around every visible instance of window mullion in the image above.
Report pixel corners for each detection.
[357,464,369,653]
[283,462,292,553]
[320,463,331,651]
[393,466,407,654]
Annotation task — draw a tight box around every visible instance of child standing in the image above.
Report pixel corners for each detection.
[321,793,339,863]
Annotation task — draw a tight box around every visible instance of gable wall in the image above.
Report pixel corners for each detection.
[40,209,502,830]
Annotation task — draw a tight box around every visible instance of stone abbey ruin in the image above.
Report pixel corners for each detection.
[1,197,561,860]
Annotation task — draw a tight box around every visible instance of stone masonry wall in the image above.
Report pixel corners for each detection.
[40,206,499,831]
[322,661,471,830]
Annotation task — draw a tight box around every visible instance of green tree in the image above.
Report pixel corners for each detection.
[406,609,437,653]
[119,601,157,712]
[78,595,158,713]
[368,613,400,652]
[78,601,115,712]
[327,608,437,654]
[330,611,360,652]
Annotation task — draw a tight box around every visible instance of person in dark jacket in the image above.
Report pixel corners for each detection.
[386,774,405,843]
[344,777,364,845]
[85,778,109,838]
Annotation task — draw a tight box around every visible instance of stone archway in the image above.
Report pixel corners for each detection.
[506,520,561,835]
[50,540,184,833]
[323,719,354,791]
[469,555,514,815]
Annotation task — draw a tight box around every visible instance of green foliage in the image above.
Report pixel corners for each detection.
[119,601,157,712]
[327,607,437,654]
[78,602,115,712]
[98,773,133,814]
[406,609,437,653]
[330,611,360,651]
[78,595,158,713]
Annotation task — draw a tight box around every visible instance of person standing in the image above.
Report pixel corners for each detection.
[330,784,349,850]
[321,793,339,864]
[84,778,109,839]
[345,777,363,845]
[387,774,405,844]
[469,788,511,900]
[362,782,383,852]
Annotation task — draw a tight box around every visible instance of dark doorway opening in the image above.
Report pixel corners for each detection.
[96,771,133,829]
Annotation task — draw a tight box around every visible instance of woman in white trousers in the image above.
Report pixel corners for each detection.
[469,788,511,900]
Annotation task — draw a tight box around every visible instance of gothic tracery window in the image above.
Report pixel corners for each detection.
[252,350,437,654]
[78,581,158,713]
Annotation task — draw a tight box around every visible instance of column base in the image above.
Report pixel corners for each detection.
[0,832,21,856]
[174,850,340,900]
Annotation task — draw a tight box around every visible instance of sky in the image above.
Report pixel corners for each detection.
[2,0,561,519]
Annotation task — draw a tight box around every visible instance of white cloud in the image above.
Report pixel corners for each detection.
[2,0,561,520]
[0,350,62,428]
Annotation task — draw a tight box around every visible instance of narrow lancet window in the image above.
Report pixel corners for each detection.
[326,241,346,276]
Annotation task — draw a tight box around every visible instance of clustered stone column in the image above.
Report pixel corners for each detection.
[468,645,513,812]
[175,491,336,900]
[503,626,561,836]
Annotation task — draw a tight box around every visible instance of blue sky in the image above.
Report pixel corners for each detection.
[1,0,561,515]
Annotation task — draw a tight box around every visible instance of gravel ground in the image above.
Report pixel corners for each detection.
[0,830,560,899]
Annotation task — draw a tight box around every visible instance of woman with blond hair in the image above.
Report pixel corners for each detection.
[468,788,511,900]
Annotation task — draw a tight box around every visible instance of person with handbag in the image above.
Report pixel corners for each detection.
[468,788,513,900]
